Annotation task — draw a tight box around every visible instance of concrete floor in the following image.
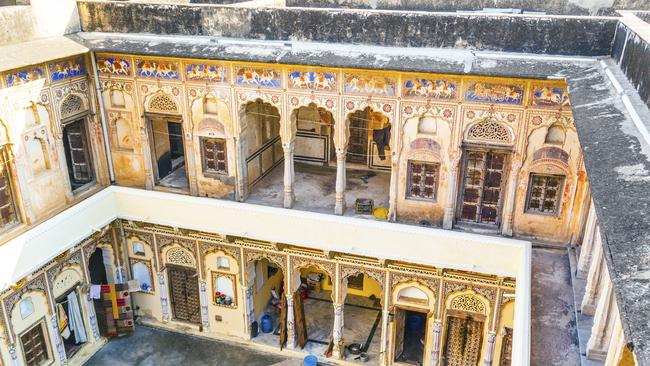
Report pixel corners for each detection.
[531,247,581,366]
[246,162,390,217]
[85,325,287,366]
[159,165,189,190]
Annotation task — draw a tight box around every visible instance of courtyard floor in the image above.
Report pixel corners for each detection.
[531,247,581,365]
[84,325,288,366]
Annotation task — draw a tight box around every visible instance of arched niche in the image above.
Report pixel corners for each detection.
[544,123,566,146]
[417,115,438,135]
[25,137,51,175]
[114,117,133,150]
[197,117,226,139]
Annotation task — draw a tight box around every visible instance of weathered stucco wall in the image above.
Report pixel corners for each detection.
[76,1,618,56]
[286,0,618,15]
[0,0,80,46]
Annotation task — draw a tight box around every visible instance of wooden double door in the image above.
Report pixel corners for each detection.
[458,149,510,225]
[168,265,201,324]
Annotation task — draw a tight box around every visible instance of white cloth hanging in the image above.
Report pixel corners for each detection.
[57,303,70,340]
[67,291,88,344]
[89,285,101,299]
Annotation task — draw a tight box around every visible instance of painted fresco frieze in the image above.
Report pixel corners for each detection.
[48,56,86,82]
[529,83,570,108]
[235,67,281,88]
[464,80,525,105]
[185,62,228,83]
[288,70,337,91]
[135,59,180,80]
[97,56,133,77]
[344,73,396,96]
[4,67,46,87]
[403,78,458,100]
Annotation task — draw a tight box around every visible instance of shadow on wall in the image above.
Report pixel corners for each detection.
[0,0,81,46]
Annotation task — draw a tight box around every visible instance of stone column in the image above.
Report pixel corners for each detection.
[54,134,74,203]
[387,151,400,222]
[283,142,295,209]
[483,332,497,366]
[9,344,20,366]
[501,161,522,236]
[577,203,598,278]
[587,270,614,360]
[604,311,625,366]
[242,286,254,338]
[335,149,347,215]
[332,303,344,358]
[235,136,248,202]
[443,157,460,230]
[86,293,101,341]
[158,272,170,322]
[142,124,154,190]
[50,313,67,364]
[430,320,443,366]
[286,292,297,349]
[581,242,604,315]
[199,280,210,331]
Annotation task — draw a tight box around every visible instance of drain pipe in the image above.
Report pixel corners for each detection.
[90,51,115,183]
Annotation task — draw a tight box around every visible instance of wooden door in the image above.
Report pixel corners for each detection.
[347,110,369,164]
[459,150,508,225]
[279,293,287,350]
[168,265,201,324]
[393,309,406,361]
[499,328,513,366]
[294,291,308,349]
[442,315,484,366]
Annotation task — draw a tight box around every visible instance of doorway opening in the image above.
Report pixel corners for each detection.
[458,149,509,226]
[87,248,113,337]
[293,265,334,353]
[248,258,286,348]
[343,107,392,217]
[394,308,427,365]
[148,116,188,190]
[342,273,383,363]
[55,287,88,358]
[167,264,201,324]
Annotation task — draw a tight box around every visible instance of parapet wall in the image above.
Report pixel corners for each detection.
[77,0,618,56]
[612,18,650,109]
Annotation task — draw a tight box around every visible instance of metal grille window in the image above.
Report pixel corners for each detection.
[200,137,227,175]
[20,322,49,366]
[63,119,94,190]
[526,173,564,215]
[0,148,18,230]
[407,161,439,200]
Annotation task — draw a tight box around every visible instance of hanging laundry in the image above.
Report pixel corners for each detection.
[57,303,71,340]
[127,279,140,292]
[67,291,88,344]
[372,125,391,160]
[89,284,101,299]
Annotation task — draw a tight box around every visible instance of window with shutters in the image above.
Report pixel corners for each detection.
[525,173,564,215]
[200,137,227,176]
[0,147,18,230]
[407,161,440,201]
[20,321,50,366]
[62,119,94,191]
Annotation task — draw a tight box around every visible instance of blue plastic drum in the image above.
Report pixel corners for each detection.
[260,314,274,333]
[304,355,318,366]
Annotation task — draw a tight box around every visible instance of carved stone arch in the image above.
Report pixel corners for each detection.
[445,289,491,316]
[391,280,435,311]
[197,117,226,138]
[464,117,514,145]
[145,91,180,115]
[59,93,88,121]
[341,265,385,291]
[201,242,241,278]
[245,250,287,275]
[165,246,195,268]
[291,256,335,279]
[4,273,50,338]
[50,265,85,299]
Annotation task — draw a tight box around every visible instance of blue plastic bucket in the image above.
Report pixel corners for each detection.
[260,314,274,333]
[304,355,318,366]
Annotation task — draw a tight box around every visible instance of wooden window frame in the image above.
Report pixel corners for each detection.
[406,160,440,201]
[19,319,51,366]
[0,145,19,232]
[525,173,565,216]
[200,137,228,177]
[62,117,95,192]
